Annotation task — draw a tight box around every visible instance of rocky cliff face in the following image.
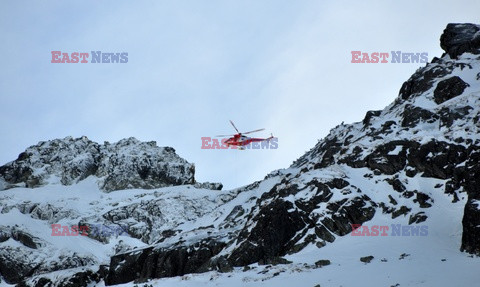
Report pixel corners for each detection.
[0,137,198,192]
[1,23,479,286]
[290,23,480,256]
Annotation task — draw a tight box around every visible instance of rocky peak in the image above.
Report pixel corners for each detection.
[440,23,480,59]
[293,24,480,172]
[289,23,480,257]
[0,136,198,192]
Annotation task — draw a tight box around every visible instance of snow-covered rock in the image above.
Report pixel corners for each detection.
[0,137,199,192]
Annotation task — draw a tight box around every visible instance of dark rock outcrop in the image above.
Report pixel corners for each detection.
[440,23,480,59]
[360,256,374,263]
[10,228,44,249]
[398,64,451,101]
[193,181,223,190]
[0,250,37,284]
[106,239,226,285]
[433,76,470,104]
[401,105,438,127]
[461,198,480,254]
[228,200,308,266]
[315,259,331,267]
[460,147,480,254]
[17,267,105,287]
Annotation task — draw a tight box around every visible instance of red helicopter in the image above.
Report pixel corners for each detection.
[216,120,274,150]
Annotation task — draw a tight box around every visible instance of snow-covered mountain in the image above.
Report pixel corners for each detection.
[1,23,480,287]
[0,137,201,192]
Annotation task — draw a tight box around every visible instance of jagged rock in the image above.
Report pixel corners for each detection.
[98,140,195,191]
[0,248,36,284]
[18,267,104,287]
[401,105,438,128]
[407,140,467,180]
[259,257,292,266]
[102,193,223,244]
[56,269,101,287]
[461,198,480,255]
[366,142,415,175]
[10,228,44,249]
[313,137,343,169]
[440,23,480,59]
[362,110,382,127]
[16,277,53,287]
[0,228,9,242]
[433,76,470,104]
[322,196,375,236]
[402,191,414,198]
[295,181,333,212]
[414,192,433,208]
[388,195,398,205]
[209,255,233,272]
[326,178,350,189]
[337,146,367,168]
[193,182,223,190]
[409,212,428,224]
[314,225,336,243]
[228,200,308,266]
[315,259,331,267]
[385,177,407,193]
[0,226,45,251]
[439,105,473,127]
[105,239,226,285]
[0,243,96,285]
[224,205,245,223]
[34,277,52,287]
[0,137,195,192]
[392,206,411,219]
[398,63,451,101]
[360,256,374,263]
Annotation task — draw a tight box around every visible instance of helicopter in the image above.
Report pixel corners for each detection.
[216,120,274,150]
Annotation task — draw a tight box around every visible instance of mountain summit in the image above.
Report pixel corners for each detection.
[0,137,200,192]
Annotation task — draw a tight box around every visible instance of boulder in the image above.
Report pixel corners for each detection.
[433,76,469,104]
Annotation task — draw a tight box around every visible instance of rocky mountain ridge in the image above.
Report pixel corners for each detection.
[0,136,222,192]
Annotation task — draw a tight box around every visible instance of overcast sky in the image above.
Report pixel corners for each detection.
[1,0,479,189]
